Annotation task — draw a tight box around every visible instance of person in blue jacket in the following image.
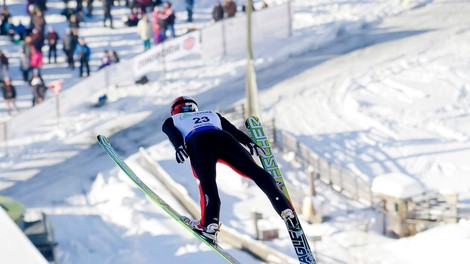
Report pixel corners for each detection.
[74,37,91,77]
[162,96,297,242]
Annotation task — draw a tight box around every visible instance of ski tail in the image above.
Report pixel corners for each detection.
[245,117,317,264]
[96,135,240,264]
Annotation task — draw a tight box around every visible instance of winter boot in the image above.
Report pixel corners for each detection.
[281,209,300,230]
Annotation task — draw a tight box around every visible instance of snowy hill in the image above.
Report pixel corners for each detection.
[1,0,470,263]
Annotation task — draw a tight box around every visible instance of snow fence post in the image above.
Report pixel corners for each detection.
[1,122,7,155]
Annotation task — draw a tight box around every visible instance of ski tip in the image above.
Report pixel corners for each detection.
[244,116,260,128]
[96,135,109,144]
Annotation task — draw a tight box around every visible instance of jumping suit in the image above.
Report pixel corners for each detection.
[162,110,294,227]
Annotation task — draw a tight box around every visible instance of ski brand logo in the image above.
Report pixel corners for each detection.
[246,118,283,180]
[178,113,194,120]
[245,118,316,264]
[289,230,314,264]
[178,111,214,120]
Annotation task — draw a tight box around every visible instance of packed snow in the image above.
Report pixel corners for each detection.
[1,0,470,263]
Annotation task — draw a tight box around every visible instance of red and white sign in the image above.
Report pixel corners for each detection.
[49,80,63,96]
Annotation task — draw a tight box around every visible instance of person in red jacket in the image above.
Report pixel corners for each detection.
[46,26,60,63]
[162,96,297,242]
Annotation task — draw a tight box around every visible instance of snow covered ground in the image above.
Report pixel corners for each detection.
[1,0,470,263]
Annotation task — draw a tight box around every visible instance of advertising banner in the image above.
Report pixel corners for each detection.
[133,31,201,77]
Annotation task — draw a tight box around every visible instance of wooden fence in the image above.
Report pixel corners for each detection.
[220,106,469,226]
[260,119,376,207]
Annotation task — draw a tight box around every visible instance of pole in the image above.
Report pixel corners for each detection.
[252,211,262,240]
[222,19,227,56]
[245,0,259,118]
[161,41,167,81]
[55,94,60,125]
[2,123,8,156]
[49,80,63,125]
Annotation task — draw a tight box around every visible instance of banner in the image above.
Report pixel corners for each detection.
[132,31,201,77]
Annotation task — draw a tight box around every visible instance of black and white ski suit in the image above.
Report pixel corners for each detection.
[162,110,293,227]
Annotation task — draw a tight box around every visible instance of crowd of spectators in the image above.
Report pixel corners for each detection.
[130,0,176,49]
[131,0,269,52]
[0,0,123,114]
[0,0,271,115]
[124,0,270,52]
[214,0,268,21]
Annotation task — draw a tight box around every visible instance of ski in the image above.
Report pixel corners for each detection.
[96,135,240,264]
[245,116,317,264]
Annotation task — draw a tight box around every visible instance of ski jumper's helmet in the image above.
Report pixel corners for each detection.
[171,96,199,115]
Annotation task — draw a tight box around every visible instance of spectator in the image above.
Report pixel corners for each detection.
[47,26,60,63]
[163,1,176,38]
[36,0,48,12]
[5,18,17,43]
[124,9,140,27]
[13,21,27,41]
[30,28,44,51]
[75,0,83,11]
[68,13,80,28]
[31,9,47,37]
[62,28,75,68]
[71,27,80,47]
[103,0,114,28]
[223,0,237,18]
[0,7,11,36]
[151,0,163,8]
[22,36,33,57]
[26,0,34,15]
[242,1,255,13]
[0,51,9,83]
[20,51,31,82]
[137,13,152,51]
[212,0,224,22]
[135,0,152,14]
[74,37,91,77]
[86,0,94,17]
[97,50,111,70]
[61,5,82,21]
[151,6,165,44]
[29,45,43,74]
[185,0,194,22]
[29,69,47,106]
[109,50,120,63]
[1,77,19,115]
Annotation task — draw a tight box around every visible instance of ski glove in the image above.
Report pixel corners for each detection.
[247,142,266,156]
[175,145,188,163]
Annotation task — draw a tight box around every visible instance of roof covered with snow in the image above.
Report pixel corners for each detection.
[371,173,424,199]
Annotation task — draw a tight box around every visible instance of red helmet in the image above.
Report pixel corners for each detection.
[171,96,198,115]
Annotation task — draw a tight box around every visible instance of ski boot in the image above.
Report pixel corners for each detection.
[181,216,203,231]
[281,209,300,230]
[181,216,221,243]
[202,223,221,244]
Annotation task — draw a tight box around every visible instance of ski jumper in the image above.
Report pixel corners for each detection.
[162,110,293,227]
